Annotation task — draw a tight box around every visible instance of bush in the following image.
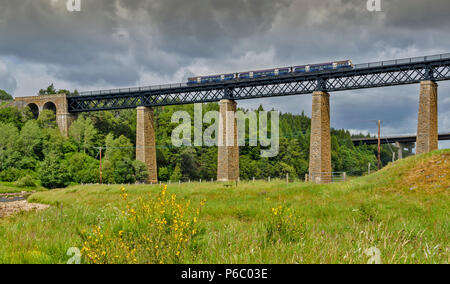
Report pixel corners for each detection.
[80,186,206,264]
[0,90,13,100]
[264,205,306,245]
[170,164,182,182]
[158,167,170,181]
[15,175,37,188]
[0,168,22,182]
[133,160,149,183]
[38,154,71,189]
[114,158,135,184]
[67,152,99,184]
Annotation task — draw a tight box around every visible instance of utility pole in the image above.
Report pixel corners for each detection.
[99,147,103,184]
[377,120,381,170]
[94,147,104,184]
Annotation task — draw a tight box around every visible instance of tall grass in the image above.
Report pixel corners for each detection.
[0,150,448,264]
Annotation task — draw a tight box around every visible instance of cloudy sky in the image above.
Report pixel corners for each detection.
[0,0,449,147]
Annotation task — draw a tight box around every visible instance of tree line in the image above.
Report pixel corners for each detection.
[0,87,393,189]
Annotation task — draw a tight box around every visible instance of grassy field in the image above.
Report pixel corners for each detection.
[0,182,45,194]
[0,150,448,264]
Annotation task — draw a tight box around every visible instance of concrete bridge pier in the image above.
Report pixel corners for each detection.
[136,106,158,184]
[309,91,332,184]
[416,81,438,155]
[57,112,77,137]
[217,99,239,182]
[395,142,415,160]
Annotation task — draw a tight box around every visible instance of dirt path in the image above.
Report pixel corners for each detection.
[0,192,50,218]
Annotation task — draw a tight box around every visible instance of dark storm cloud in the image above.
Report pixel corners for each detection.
[1,0,450,85]
[0,0,449,140]
[0,0,294,85]
[0,61,16,94]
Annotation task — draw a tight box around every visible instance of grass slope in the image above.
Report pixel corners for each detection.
[0,182,45,194]
[0,150,448,264]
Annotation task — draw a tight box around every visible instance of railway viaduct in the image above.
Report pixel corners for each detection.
[7,53,450,184]
[9,94,77,137]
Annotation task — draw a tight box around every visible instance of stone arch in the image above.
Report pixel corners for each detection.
[43,101,57,115]
[27,103,39,119]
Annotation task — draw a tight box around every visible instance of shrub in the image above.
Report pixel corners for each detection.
[80,185,206,264]
[38,154,71,189]
[15,175,37,188]
[133,160,149,183]
[264,205,306,245]
[114,158,135,184]
[0,168,22,182]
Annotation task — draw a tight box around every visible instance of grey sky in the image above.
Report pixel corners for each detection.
[0,0,449,147]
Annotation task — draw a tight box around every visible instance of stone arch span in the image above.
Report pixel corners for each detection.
[26,103,39,119]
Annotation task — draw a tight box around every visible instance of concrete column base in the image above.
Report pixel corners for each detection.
[309,91,332,184]
[57,112,77,137]
[395,142,404,160]
[136,106,158,183]
[417,81,438,155]
[396,142,415,160]
[217,100,239,182]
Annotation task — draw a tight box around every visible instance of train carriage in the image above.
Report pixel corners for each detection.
[278,67,291,75]
[335,60,353,69]
[293,65,310,73]
[309,62,334,72]
[238,72,252,80]
[187,77,200,85]
[187,60,353,85]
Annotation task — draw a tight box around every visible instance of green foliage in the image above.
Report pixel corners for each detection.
[170,164,182,181]
[265,205,305,245]
[80,186,204,264]
[15,175,37,188]
[0,168,22,182]
[38,84,77,96]
[113,158,135,184]
[0,107,26,129]
[0,102,386,188]
[38,153,71,189]
[66,152,99,184]
[69,116,98,155]
[103,134,135,184]
[4,150,448,264]
[37,110,57,129]
[38,84,56,96]
[20,120,43,162]
[0,89,13,100]
[158,167,170,181]
[133,160,149,183]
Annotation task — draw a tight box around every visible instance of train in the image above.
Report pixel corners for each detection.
[187,60,353,85]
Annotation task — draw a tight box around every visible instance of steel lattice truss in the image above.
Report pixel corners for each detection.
[68,56,450,113]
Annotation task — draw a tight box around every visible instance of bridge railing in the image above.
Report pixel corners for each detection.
[80,83,189,96]
[354,53,450,69]
[79,53,450,97]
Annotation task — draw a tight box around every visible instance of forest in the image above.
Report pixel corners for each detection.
[0,88,394,189]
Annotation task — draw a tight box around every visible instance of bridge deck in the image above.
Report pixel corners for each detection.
[352,133,450,146]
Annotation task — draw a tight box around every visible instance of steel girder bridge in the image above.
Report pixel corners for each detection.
[68,53,450,113]
[352,133,450,146]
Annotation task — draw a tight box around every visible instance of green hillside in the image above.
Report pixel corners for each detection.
[0,150,448,264]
